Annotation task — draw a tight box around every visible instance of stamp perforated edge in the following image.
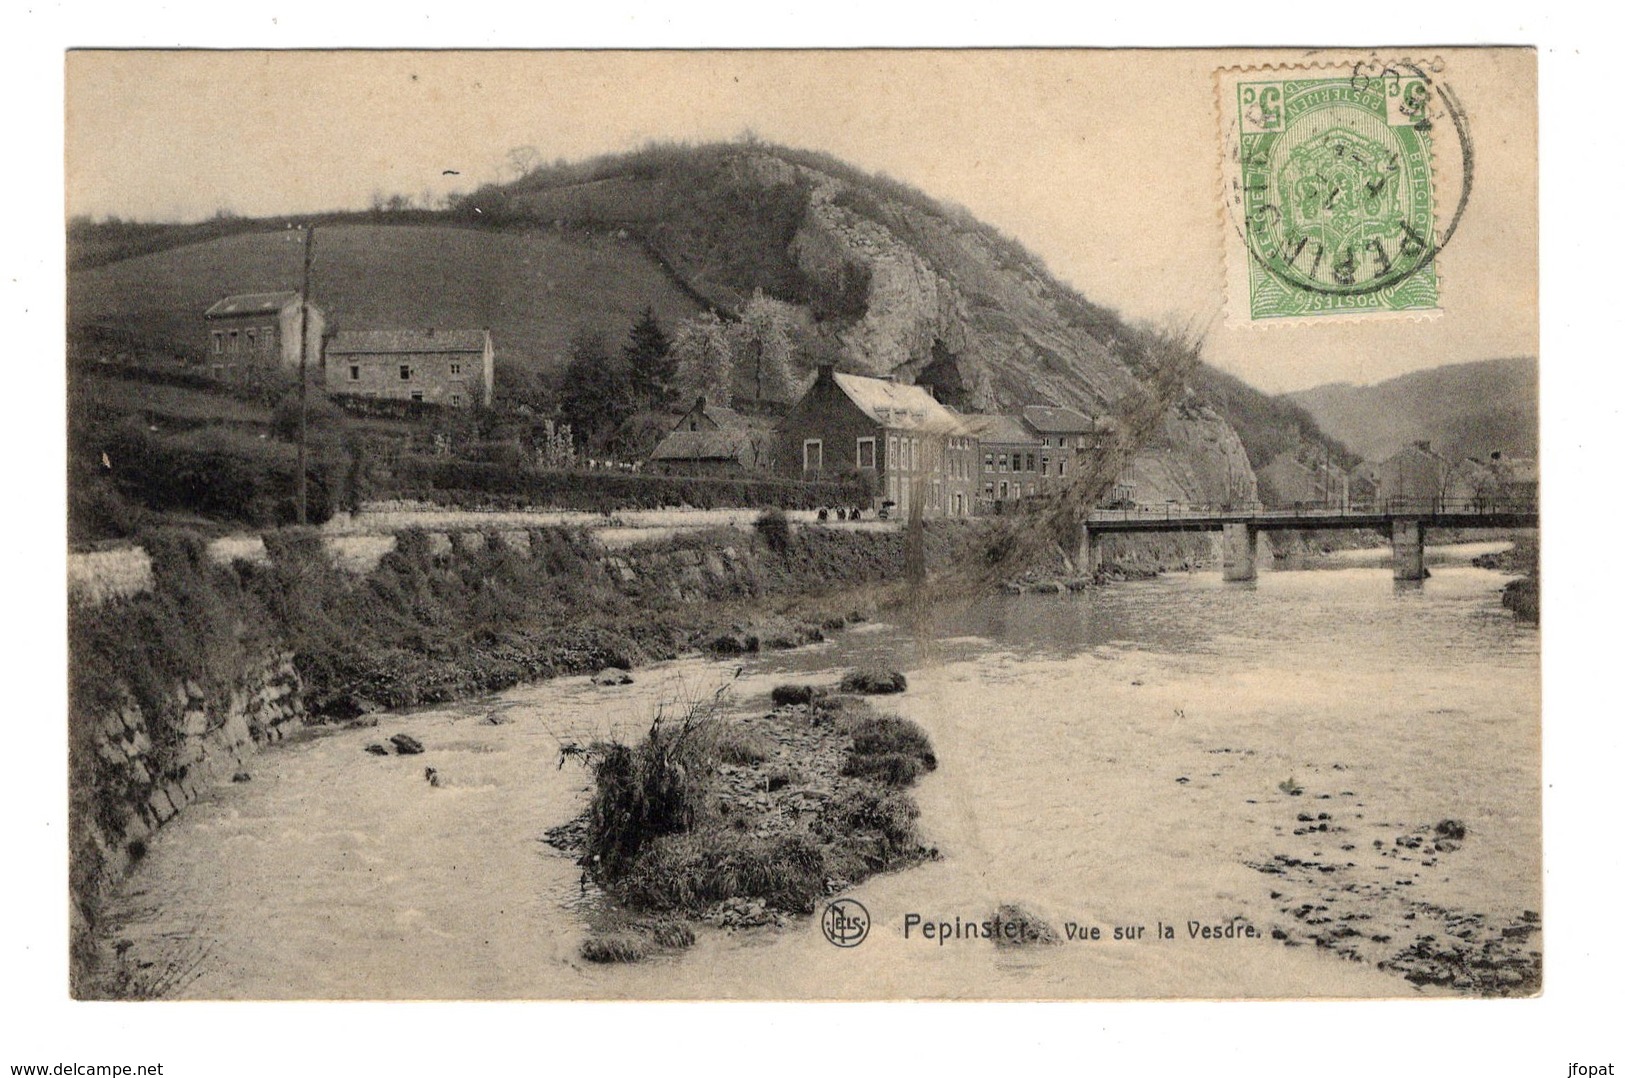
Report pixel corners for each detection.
[1214,55,1455,329]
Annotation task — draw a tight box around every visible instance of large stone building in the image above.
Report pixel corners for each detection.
[778,365,977,519]
[203,291,325,378]
[1375,440,1450,505]
[1021,405,1102,487]
[1259,453,1351,508]
[963,413,1043,507]
[325,328,494,408]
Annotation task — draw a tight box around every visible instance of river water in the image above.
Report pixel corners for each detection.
[97,542,1539,999]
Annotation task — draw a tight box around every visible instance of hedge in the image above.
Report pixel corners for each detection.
[386,456,866,512]
[99,426,349,528]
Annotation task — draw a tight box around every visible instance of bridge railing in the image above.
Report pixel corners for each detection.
[1086,497,1537,524]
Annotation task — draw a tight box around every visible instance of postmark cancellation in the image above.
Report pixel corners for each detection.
[1218,59,1463,325]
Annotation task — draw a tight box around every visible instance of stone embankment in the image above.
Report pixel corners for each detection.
[72,651,304,988]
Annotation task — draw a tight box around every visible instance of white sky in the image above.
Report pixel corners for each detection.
[65,49,1537,394]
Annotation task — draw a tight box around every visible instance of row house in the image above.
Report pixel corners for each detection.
[325,327,494,408]
[777,365,978,519]
[1021,405,1101,484]
[1259,453,1352,508]
[203,291,325,378]
[963,414,1043,505]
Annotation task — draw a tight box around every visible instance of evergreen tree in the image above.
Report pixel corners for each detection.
[623,307,677,408]
[559,329,634,447]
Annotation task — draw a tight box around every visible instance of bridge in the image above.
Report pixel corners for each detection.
[1080,499,1539,581]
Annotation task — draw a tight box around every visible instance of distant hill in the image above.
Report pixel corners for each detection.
[68,223,703,368]
[67,140,1367,502]
[1286,358,1538,464]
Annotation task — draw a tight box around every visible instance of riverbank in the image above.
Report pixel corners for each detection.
[67,519,924,991]
[67,517,1238,993]
[1471,533,1539,622]
[77,551,1535,999]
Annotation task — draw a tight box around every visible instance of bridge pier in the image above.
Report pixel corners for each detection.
[1078,526,1103,575]
[1392,519,1425,581]
[1221,522,1258,582]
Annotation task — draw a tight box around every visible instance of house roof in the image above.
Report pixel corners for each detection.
[327,329,489,356]
[1021,405,1094,434]
[962,413,1038,445]
[649,429,749,462]
[1380,442,1448,466]
[831,372,965,434]
[673,399,748,432]
[205,291,301,319]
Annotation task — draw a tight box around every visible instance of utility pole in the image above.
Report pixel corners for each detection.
[296,224,316,525]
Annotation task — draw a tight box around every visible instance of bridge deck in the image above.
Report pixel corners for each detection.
[1084,500,1538,533]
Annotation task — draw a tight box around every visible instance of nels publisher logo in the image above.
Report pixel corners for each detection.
[821,899,870,948]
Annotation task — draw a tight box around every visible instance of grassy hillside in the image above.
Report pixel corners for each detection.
[68,223,703,369]
[1287,357,1538,463]
[67,139,1365,505]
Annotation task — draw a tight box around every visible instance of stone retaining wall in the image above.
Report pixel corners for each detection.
[72,651,305,942]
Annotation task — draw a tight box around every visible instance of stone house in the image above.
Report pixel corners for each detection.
[1375,440,1450,505]
[1448,452,1538,505]
[1259,453,1351,508]
[777,364,977,519]
[964,413,1043,508]
[203,291,325,378]
[1021,405,1101,488]
[648,397,771,476]
[325,328,494,408]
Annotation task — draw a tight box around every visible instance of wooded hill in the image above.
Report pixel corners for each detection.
[68,139,1363,496]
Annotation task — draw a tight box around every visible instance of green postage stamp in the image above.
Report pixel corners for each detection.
[1219,63,1445,322]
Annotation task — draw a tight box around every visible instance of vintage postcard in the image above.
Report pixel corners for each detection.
[63,47,1539,1006]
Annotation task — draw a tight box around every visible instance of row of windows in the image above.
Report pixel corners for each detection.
[984,480,1039,500]
[805,433,1068,479]
[342,361,465,382]
[982,450,1067,477]
[211,329,274,356]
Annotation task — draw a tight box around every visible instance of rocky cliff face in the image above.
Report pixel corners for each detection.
[771,156,1251,503]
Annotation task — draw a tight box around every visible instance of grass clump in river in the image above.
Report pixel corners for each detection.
[559,677,938,955]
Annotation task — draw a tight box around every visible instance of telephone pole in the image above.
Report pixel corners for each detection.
[296,224,315,525]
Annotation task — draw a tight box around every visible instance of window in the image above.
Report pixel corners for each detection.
[1059,436,1068,448]
[889,436,899,470]
[857,437,876,469]
[1026,452,1036,472]
[212,332,223,355]
[410,391,424,402]
[450,394,462,407]
[1042,437,1051,448]
[246,330,257,351]
[984,452,994,472]
[450,362,462,375]
[803,439,823,473]
[1058,460,1067,477]
[999,481,1009,500]
[1041,456,1050,476]
[902,439,912,472]
[998,453,1009,473]
[227,330,239,354]
[400,365,412,381]
[348,365,360,381]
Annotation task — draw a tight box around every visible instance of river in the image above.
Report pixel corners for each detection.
[95,541,1539,999]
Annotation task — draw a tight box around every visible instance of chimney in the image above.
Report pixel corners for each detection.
[695,395,707,411]
[816,363,835,383]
